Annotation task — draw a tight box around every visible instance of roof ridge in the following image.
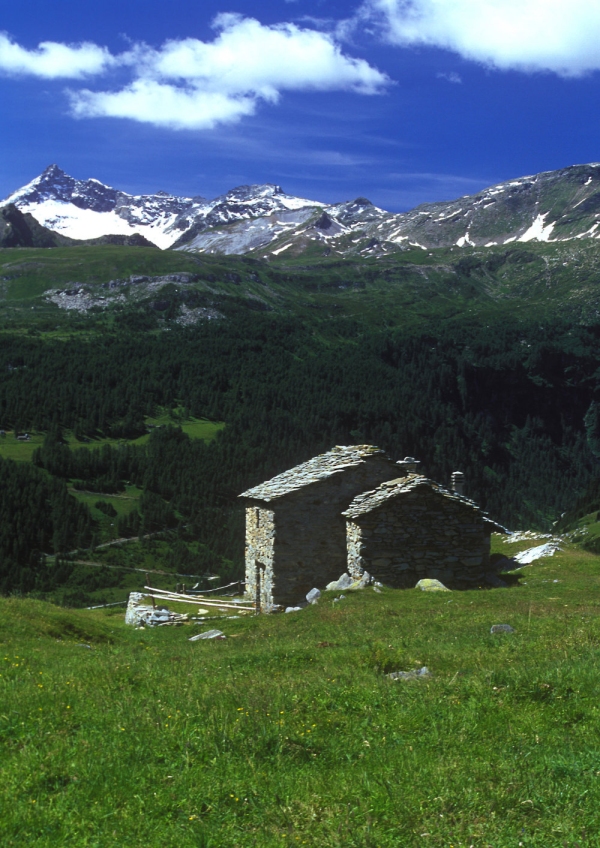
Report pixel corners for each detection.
[239,444,389,502]
[342,474,485,517]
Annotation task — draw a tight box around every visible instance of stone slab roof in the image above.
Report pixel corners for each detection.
[342,474,507,532]
[239,445,388,503]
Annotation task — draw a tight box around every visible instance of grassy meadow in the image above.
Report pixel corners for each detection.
[2,536,600,847]
[0,416,224,464]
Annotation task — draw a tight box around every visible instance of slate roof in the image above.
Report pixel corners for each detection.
[342,474,507,532]
[239,445,389,503]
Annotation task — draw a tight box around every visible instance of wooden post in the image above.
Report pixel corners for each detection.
[146,573,155,608]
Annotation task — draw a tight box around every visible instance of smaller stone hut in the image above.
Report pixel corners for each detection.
[343,474,504,589]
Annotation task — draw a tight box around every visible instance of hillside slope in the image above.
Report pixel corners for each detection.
[3,541,600,846]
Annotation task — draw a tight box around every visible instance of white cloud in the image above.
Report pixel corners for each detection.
[66,14,389,130]
[70,80,258,130]
[437,71,462,84]
[363,0,600,76]
[0,32,113,78]
[140,14,386,95]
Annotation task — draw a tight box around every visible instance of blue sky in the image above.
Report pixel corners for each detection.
[1,0,600,209]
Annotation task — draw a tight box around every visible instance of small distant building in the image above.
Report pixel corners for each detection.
[239,445,398,611]
[343,475,504,589]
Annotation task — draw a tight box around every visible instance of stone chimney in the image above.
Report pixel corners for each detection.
[396,456,420,475]
[451,471,465,495]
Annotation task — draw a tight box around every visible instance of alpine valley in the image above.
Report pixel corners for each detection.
[1,161,600,606]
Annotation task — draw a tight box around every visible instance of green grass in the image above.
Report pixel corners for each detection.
[0,416,224,464]
[134,414,225,446]
[0,432,44,461]
[2,538,600,846]
[69,485,142,543]
[0,246,207,301]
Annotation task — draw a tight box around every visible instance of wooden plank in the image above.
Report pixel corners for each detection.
[144,584,238,602]
[143,588,254,612]
[144,585,252,606]
[148,595,254,612]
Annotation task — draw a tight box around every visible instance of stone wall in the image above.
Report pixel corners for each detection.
[244,506,276,611]
[244,456,398,609]
[346,488,491,589]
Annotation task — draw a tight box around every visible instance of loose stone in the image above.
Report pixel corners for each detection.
[189,629,226,641]
[415,578,451,592]
[387,666,431,681]
[490,624,515,634]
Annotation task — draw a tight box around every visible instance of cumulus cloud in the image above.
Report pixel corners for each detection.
[139,14,386,95]
[0,14,386,130]
[0,32,114,78]
[363,0,600,76]
[69,80,258,130]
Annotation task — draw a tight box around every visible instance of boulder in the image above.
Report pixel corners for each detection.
[387,666,431,681]
[306,588,321,604]
[357,570,372,588]
[326,573,354,591]
[490,624,515,634]
[415,578,450,592]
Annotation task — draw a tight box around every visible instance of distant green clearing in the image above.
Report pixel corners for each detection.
[0,417,224,463]
[0,432,44,461]
[134,414,225,446]
[69,485,143,542]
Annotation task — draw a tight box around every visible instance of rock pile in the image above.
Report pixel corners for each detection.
[124,592,189,627]
[325,571,372,591]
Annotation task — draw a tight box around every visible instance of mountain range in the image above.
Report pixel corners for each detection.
[4,161,600,256]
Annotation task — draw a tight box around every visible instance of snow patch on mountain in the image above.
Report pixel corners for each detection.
[3,165,323,250]
[518,213,556,243]
[12,199,184,249]
[8,162,600,256]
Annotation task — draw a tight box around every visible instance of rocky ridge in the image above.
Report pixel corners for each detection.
[6,162,600,257]
[3,165,319,251]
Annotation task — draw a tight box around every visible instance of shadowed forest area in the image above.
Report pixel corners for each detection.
[1,299,599,596]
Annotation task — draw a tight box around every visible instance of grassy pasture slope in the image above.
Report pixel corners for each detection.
[2,537,600,847]
[0,246,205,301]
[3,239,600,332]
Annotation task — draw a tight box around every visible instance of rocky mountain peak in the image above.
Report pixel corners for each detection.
[8,161,600,257]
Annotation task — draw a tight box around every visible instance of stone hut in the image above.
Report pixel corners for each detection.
[342,474,504,589]
[239,445,398,611]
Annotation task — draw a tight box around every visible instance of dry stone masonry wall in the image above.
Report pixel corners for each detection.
[344,476,499,589]
[244,507,276,611]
